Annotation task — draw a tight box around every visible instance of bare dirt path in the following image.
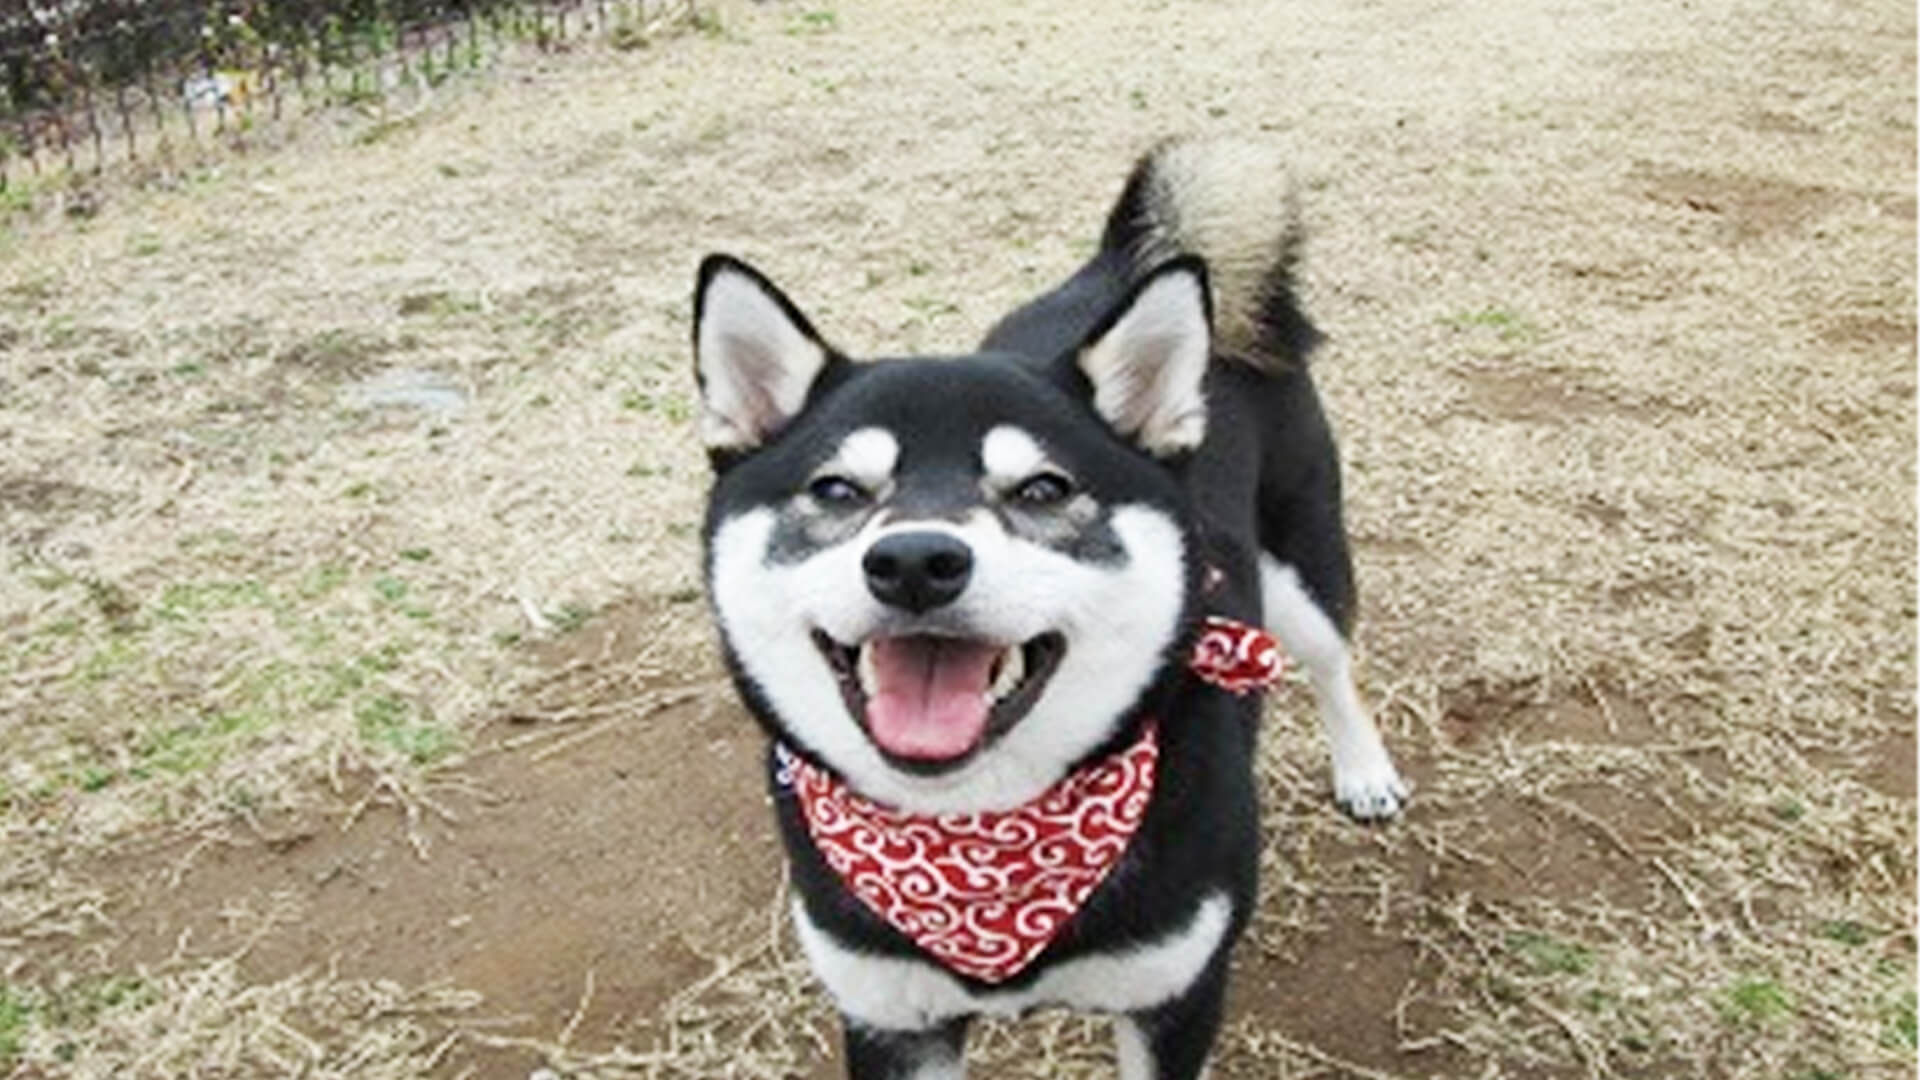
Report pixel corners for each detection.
[2,0,1912,1076]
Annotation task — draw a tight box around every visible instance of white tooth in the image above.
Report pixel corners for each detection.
[857,643,879,697]
[989,645,1025,701]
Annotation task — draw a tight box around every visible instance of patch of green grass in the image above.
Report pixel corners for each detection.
[28,568,74,591]
[310,644,406,709]
[301,563,350,598]
[372,575,409,603]
[548,602,593,635]
[43,314,83,349]
[1816,919,1874,946]
[130,710,268,779]
[1443,306,1539,342]
[1721,977,1793,1028]
[76,636,140,684]
[1882,989,1916,1051]
[1506,932,1594,976]
[154,579,270,621]
[372,575,431,620]
[0,175,42,222]
[360,643,404,674]
[310,660,366,707]
[786,8,838,34]
[34,975,152,1036]
[0,976,162,1066]
[0,984,32,1065]
[356,694,456,764]
[619,390,693,423]
[51,559,460,791]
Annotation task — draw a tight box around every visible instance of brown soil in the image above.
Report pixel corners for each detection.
[66,599,770,1079]
[46,615,1794,1077]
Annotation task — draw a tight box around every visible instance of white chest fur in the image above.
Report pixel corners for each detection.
[791,890,1233,1032]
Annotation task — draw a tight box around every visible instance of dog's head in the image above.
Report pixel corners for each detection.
[693,254,1212,813]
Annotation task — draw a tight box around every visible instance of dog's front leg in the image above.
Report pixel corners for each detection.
[1114,960,1229,1080]
[843,1016,970,1080]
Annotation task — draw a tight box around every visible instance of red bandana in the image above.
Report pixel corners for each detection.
[779,616,1282,983]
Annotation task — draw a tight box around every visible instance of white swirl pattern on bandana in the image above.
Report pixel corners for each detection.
[777,616,1283,983]
[779,729,1158,983]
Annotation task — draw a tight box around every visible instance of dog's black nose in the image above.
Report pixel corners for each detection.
[863,531,973,613]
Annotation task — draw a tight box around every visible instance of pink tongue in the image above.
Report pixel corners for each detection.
[864,636,1002,760]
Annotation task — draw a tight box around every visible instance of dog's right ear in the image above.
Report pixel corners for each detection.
[1072,256,1213,458]
[693,254,838,455]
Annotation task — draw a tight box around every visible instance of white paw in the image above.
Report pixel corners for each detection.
[1333,760,1409,821]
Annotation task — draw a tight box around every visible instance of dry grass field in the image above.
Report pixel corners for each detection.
[1,0,1913,1076]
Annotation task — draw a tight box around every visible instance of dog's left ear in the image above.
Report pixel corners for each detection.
[1075,257,1213,457]
[693,254,838,455]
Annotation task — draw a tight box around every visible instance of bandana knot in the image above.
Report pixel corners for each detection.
[1188,614,1285,694]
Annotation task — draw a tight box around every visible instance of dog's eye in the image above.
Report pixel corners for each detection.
[1011,472,1074,505]
[808,475,869,506]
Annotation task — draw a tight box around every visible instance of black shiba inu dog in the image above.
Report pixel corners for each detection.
[692,139,1406,1079]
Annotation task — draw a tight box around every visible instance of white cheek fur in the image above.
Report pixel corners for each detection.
[954,506,1187,809]
[709,509,878,784]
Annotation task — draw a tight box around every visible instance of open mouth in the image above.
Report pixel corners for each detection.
[811,630,1067,772]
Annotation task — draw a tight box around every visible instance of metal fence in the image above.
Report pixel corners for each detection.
[1,0,690,185]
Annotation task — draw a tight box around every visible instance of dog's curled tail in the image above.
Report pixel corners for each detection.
[1103,139,1318,370]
